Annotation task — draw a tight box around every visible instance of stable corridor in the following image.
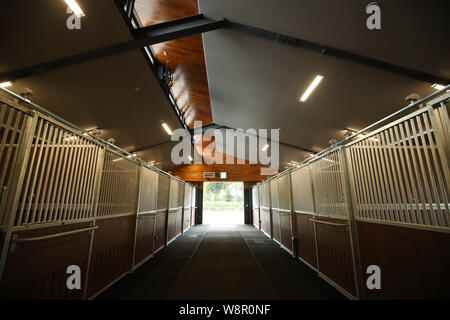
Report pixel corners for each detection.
[99,225,344,300]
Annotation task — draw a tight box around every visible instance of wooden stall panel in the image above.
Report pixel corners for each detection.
[176,207,183,236]
[261,208,271,237]
[167,209,177,243]
[154,211,167,252]
[0,222,91,299]
[280,212,292,251]
[314,217,356,296]
[87,215,135,298]
[134,215,156,265]
[357,220,450,299]
[295,212,317,267]
[253,208,260,230]
[272,210,281,242]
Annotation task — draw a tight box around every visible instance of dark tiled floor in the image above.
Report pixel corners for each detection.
[97,224,345,300]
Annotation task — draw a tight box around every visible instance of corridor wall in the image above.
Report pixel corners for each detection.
[255,91,450,299]
[0,91,195,299]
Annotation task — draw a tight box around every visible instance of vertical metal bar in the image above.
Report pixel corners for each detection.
[370,135,389,221]
[32,124,54,223]
[417,113,443,226]
[26,121,49,223]
[71,138,88,220]
[42,128,63,222]
[83,147,105,300]
[393,125,416,224]
[53,129,73,221]
[341,147,365,299]
[383,129,404,222]
[287,171,297,257]
[79,143,95,219]
[131,165,142,272]
[402,121,426,225]
[268,180,273,239]
[354,145,370,219]
[38,125,59,222]
[388,127,410,223]
[361,139,381,220]
[165,177,171,246]
[60,130,78,221]
[66,134,83,221]
[426,105,450,226]
[351,147,367,219]
[410,117,435,226]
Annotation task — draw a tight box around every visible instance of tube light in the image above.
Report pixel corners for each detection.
[64,0,85,18]
[262,144,269,152]
[0,81,12,88]
[300,75,323,102]
[162,123,173,135]
[431,83,445,90]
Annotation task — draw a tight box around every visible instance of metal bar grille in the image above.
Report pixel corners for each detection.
[184,184,192,208]
[277,174,291,210]
[168,179,179,209]
[347,106,449,228]
[290,166,315,213]
[252,185,259,207]
[310,150,347,217]
[138,167,158,214]
[15,117,102,226]
[97,150,139,217]
[0,103,29,224]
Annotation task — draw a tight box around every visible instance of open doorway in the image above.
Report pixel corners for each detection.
[203,182,244,225]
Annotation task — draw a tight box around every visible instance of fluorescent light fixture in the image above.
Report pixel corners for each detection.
[262,144,269,152]
[162,123,173,135]
[126,153,137,159]
[65,0,85,17]
[300,75,323,102]
[0,81,12,88]
[431,83,446,90]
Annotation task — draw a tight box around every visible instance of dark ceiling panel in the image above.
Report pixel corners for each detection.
[199,0,450,78]
[0,0,181,164]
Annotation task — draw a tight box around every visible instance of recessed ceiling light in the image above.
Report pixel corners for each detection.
[431,83,446,90]
[300,75,323,102]
[0,81,12,88]
[162,122,173,135]
[64,0,85,18]
[262,144,269,152]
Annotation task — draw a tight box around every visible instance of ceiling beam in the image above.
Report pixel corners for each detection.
[211,124,317,154]
[227,22,450,84]
[0,14,226,82]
